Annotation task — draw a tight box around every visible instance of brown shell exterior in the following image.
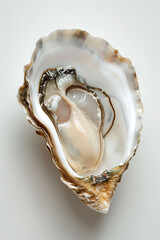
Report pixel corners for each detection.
[18,29,143,213]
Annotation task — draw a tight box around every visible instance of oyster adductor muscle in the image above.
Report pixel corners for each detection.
[18,29,143,213]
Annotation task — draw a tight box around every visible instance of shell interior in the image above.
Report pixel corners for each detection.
[18,29,143,213]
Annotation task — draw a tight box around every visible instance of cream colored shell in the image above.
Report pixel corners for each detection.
[18,29,143,213]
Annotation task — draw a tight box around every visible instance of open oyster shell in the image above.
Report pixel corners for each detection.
[18,29,143,213]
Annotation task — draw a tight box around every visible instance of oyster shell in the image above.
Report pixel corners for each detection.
[18,29,143,213]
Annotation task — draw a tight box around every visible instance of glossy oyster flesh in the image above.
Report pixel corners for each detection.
[18,29,143,213]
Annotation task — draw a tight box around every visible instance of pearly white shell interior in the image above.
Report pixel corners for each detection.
[27,30,142,178]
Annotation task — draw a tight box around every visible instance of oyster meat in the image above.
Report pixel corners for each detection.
[18,29,143,213]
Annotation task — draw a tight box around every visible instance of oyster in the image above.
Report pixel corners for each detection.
[18,29,143,213]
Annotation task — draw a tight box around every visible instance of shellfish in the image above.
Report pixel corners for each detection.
[18,29,143,213]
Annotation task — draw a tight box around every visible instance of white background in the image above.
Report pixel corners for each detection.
[0,0,160,239]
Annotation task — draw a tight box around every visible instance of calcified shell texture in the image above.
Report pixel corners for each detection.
[18,29,143,213]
